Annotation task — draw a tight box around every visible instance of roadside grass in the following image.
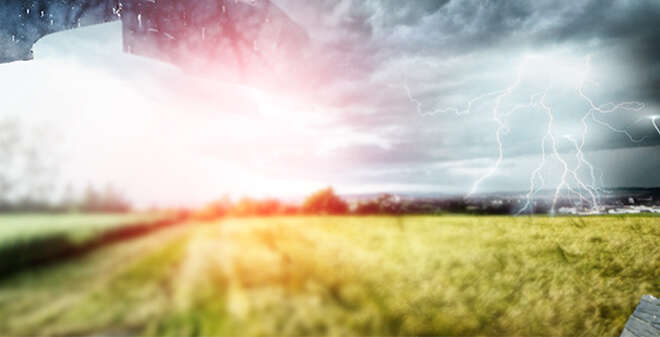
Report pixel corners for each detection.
[0,223,194,336]
[0,215,658,336]
[0,213,172,246]
[0,213,182,278]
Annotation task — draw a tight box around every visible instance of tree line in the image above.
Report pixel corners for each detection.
[191,187,509,219]
[0,183,131,213]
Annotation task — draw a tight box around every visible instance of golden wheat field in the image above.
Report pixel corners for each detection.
[0,215,658,336]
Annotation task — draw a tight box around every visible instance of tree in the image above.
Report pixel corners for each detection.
[231,197,283,217]
[301,187,348,215]
[354,199,380,215]
[195,196,232,220]
[79,183,131,213]
[353,194,404,215]
[0,119,21,207]
[0,118,59,211]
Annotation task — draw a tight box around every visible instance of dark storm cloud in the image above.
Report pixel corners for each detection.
[5,0,657,195]
[0,0,118,62]
[539,0,660,42]
[267,0,660,190]
[288,0,660,124]
[282,0,660,86]
[529,1,660,102]
[367,0,449,27]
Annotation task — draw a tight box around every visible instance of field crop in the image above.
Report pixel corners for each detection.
[0,215,658,336]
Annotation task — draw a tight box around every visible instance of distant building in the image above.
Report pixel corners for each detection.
[558,207,578,215]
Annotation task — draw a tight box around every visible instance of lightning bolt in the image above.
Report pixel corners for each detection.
[577,56,647,144]
[466,61,535,198]
[652,116,660,136]
[405,55,653,215]
[403,76,506,117]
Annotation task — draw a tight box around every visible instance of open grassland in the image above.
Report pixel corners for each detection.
[0,215,658,336]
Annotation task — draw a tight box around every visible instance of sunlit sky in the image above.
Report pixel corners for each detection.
[2,1,660,207]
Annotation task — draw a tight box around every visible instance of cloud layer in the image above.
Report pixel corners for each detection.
[268,0,660,192]
[2,0,660,206]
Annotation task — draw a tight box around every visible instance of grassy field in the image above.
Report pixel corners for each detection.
[0,213,173,246]
[0,215,658,336]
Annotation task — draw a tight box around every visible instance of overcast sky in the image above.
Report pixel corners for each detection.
[1,0,660,207]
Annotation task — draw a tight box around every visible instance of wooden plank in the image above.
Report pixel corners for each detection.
[640,295,660,308]
[624,316,660,337]
[622,295,660,337]
[637,301,660,316]
[633,310,660,325]
[621,327,640,337]
[642,295,660,302]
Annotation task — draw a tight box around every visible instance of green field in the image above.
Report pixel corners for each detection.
[0,215,658,336]
[0,213,173,246]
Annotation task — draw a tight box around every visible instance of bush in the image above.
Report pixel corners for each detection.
[231,198,284,216]
[301,187,348,215]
